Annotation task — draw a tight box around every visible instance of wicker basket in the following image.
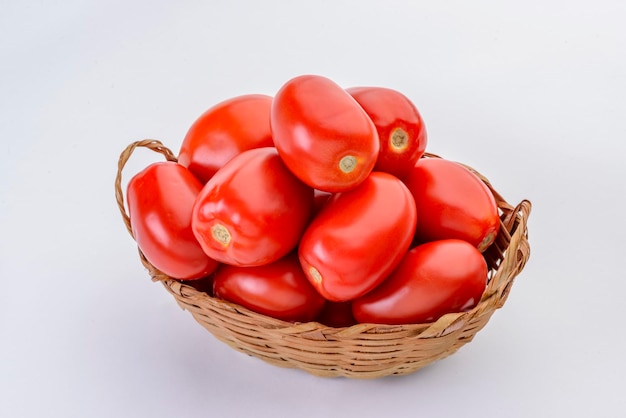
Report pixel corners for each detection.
[115,139,531,379]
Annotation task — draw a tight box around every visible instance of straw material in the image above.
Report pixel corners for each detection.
[116,139,531,379]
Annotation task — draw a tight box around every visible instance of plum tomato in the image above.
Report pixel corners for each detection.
[212,252,326,323]
[403,157,500,252]
[347,86,427,179]
[178,94,274,183]
[127,162,220,280]
[270,74,380,193]
[352,239,488,325]
[191,147,314,267]
[298,172,417,302]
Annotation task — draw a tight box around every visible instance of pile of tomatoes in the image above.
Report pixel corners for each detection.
[127,75,500,327]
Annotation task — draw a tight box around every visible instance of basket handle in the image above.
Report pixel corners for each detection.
[114,139,178,238]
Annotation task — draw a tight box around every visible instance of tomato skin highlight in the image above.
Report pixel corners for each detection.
[270,75,380,193]
[192,147,314,267]
[298,172,417,302]
[347,86,427,179]
[127,162,219,280]
[352,239,488,325]
[212,253,326,323]
[403,158,500,252]
[178,94,274,184]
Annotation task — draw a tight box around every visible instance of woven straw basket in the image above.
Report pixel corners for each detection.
[115,139,531,379]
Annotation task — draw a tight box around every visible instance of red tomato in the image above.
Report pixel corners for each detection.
[403,158,500,252]
[347,86,427,179]
[213,253,326,323]
[178,94,274,183]
[298,172,417,302]
[127,162,219,280]
[192,147,314,267]
[270,74,380,193]
[352,239,488,325]
[315,301,357,328]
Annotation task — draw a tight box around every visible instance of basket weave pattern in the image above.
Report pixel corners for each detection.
[116,139,531,378]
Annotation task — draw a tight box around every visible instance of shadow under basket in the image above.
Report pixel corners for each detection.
[116,139,532,379]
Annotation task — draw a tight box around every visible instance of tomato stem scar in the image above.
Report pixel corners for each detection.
[339,155,357,173]
[390,128,409,151]
[309,266,322,284]
[211,224,231,246]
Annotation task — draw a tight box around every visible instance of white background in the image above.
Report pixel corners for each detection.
[1,1,625,417]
